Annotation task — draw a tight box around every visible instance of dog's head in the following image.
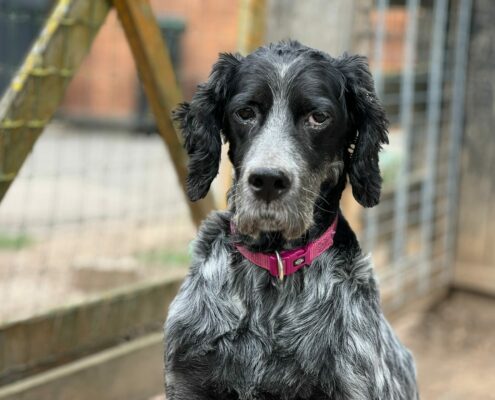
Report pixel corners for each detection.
[175,41,388,239]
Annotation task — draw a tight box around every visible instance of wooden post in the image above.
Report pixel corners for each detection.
[112,0,216,226]
[454,0,494,294]
[0,0,111,203]
[217,0,266,209]
[238,0,267,55]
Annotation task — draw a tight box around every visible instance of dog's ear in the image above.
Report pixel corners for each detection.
[337,54,389,208]
[173,53,242,201]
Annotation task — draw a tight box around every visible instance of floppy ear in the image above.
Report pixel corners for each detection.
[337,54,389,208]
[173,53,242,201]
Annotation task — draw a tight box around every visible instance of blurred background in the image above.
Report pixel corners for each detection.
[0,0,493,399]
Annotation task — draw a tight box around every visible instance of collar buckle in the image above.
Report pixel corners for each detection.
[274,250,284,282]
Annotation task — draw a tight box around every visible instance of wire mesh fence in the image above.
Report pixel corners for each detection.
[0,0,471,392]
[363,0,471,308]
[0,1,206,324]
[0,0,471,321]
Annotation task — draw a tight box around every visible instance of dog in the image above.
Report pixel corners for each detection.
[164,41,418,400]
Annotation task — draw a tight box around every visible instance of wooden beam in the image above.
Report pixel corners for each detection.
[112,0,216,226]
[0,0,111,203]
[216,0,267,209]
[454,262,495,296]
[0,272,185,385]
[0,332,164,400]
[237,0,267,54]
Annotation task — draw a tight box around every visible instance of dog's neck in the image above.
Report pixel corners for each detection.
[229,176,359,253]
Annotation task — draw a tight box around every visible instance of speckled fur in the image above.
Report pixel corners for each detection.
[165,41,418,399]
[165,212,417,399]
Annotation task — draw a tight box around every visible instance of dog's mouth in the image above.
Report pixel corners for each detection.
[232,197,313,240]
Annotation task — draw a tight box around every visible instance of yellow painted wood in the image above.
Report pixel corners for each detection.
[113,0,216,225]
[0,0,112,201]
[217,0,267,209]
[237,0,267,55]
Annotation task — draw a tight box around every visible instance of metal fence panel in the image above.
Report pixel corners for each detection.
[364,0,472,309]
[0,0,473,387]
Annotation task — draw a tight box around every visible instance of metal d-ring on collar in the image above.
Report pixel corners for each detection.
[232,216,338,281]
[275,250,284,281]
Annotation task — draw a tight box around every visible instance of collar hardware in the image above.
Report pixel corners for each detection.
[232,216,338,280]
[275,251,284,281]
[293,257,305,266]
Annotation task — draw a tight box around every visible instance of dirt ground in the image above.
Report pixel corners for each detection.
[394,290,495,400]
[152,290,495,400]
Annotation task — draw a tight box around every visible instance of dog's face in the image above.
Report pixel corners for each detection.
[224,52,348,239]
[175,41,388,239]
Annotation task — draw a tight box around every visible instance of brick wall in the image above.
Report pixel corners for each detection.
[61,0,239,121]
[60,1,415,122]
[370,7,408,73]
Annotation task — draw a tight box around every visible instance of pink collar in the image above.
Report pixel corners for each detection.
[232,216,338,281]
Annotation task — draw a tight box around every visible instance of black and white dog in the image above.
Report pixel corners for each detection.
[165,41,418,400]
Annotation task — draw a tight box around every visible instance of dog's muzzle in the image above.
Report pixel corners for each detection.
[247,167,291,203]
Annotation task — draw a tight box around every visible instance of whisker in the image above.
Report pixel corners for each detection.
[300,187,332,213]
[300,187,331,205]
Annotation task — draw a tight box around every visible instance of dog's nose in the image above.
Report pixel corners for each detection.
[248,168,291,203]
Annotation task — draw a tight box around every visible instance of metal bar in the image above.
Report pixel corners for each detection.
[0,0,111,203]
[444,0,472,281]
[380,251,450,283]
[378,207,449,238]
[371,0,389,96]
[418,0,449,293]
[112,0,216,227]
[364,0,389,253]
[392,0,419,306]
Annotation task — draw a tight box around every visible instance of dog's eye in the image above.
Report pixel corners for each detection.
[235,107,256,122]
[307,112,329,127]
